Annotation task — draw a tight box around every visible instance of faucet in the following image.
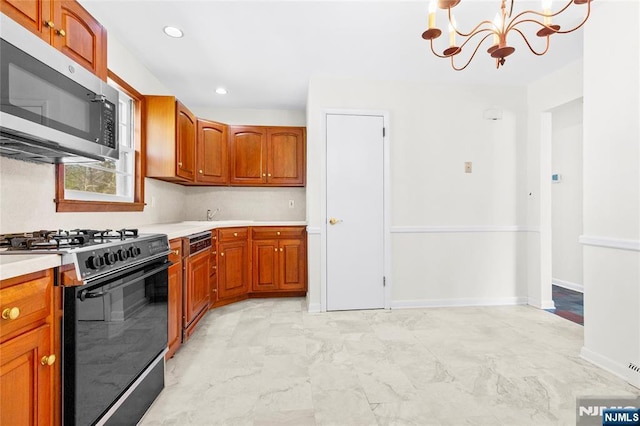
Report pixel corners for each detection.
[206,208,220,221]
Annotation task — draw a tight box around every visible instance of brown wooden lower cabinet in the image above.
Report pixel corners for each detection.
[166,239,183,359]
[251,227,307,293]
[218,239,249,300]
[0,270,55,426]
[183,248,210,340]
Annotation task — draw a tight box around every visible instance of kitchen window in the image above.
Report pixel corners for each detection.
[55,71,145,212]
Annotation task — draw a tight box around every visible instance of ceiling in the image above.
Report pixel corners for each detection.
[78,0,587,111]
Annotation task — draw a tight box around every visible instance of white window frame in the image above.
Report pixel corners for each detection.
[63,83,135,203]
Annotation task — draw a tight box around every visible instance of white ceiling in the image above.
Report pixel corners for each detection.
[78,0,587,111]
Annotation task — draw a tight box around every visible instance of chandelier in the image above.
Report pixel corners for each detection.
[421,0,592,70]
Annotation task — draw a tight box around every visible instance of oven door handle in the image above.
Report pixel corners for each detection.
[78,262,171,301]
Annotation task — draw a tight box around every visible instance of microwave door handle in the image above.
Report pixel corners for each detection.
[77,262,171,301]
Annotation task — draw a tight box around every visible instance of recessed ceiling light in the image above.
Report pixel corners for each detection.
[215,87,228,95]
[163,26,183,38]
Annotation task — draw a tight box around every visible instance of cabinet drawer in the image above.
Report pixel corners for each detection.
[169,239,183,264]
[252,227,306,240]
[218,227,248,242]
[0,271,53,341]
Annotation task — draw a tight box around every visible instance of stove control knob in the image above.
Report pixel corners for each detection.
[87,255,104,270]
[104,252,118,265]
[117,249,130,261]
[127,247,139,258]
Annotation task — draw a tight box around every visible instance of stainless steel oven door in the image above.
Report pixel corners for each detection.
[63,259,169,426]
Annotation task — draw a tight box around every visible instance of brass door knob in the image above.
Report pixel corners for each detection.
[178,162,183,167]
[41,354,56,366]
[274,248,278,252]
[233,232,238,237]
[280,248,283,252]
[2,307,20,320]
[173,249,180,255]
[262,173,266,177]
[329,217,342,225]
[56,29,66,37]
[268,173,272,177]
[276,232,281,235]
[199,170,203,173]
[220,253,224,257]
[44,20,55,28]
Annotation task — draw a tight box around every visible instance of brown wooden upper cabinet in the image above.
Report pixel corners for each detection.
[1,0,107,80]
[229,126,305,186]
[196,119,228,184]
[146,96,197,183]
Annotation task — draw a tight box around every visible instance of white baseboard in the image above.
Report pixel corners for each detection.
[307,303,322,313]
[390,297,528,309]
[552,278,584,293]
[580,346,640,389]
[524,297,556,310]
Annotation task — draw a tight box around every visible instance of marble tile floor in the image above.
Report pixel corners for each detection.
[139,298,639,426]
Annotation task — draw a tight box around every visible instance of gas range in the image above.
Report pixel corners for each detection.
[0,228,169,283]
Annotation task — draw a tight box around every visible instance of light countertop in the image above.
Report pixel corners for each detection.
[0,254,61,281]
[138,220,308,240]
[0,220,307,280]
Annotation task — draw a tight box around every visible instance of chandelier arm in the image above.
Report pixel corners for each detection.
[556,0,591,34]
[457,28,495,51]
[429,39,451,59]
[505,0,574,33]
[451,33,495,71]
[511,28,551,56]
[447,6,496,38]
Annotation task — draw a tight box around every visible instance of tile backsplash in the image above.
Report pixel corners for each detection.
[0,157,305,233]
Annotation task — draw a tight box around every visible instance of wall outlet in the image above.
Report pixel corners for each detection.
[464,162,472,173]
[288,200,295,208]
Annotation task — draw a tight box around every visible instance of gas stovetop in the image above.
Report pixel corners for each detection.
[0,229,141,252]
[0,228,170,283]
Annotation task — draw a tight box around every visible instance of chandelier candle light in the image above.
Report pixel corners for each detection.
[421,0,592,70]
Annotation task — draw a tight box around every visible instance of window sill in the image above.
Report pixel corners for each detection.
[55,200,145,213]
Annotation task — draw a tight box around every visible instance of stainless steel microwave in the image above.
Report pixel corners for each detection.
[0,13,118,163]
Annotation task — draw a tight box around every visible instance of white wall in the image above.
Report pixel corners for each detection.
[306,77,529,310]
[580,0,640,388]
[190,107,306,127]
[551,98,583,290]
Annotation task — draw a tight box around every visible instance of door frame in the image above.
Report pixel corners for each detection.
[320,109,392,312]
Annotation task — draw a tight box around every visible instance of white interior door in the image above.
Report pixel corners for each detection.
[326,113,385,311]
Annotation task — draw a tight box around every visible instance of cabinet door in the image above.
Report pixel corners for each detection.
[176,101,196,181]
[229,126,266,185]
[218,240,249,299]
[166,240,183,359]
[52,1,107,80]
[0,0,52,42]
[0,325,52,426]
[252,240,279,292]
[184,250,210,326]
[267,127,305,186]
[196,120,228,184]
[278,239,307,291]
